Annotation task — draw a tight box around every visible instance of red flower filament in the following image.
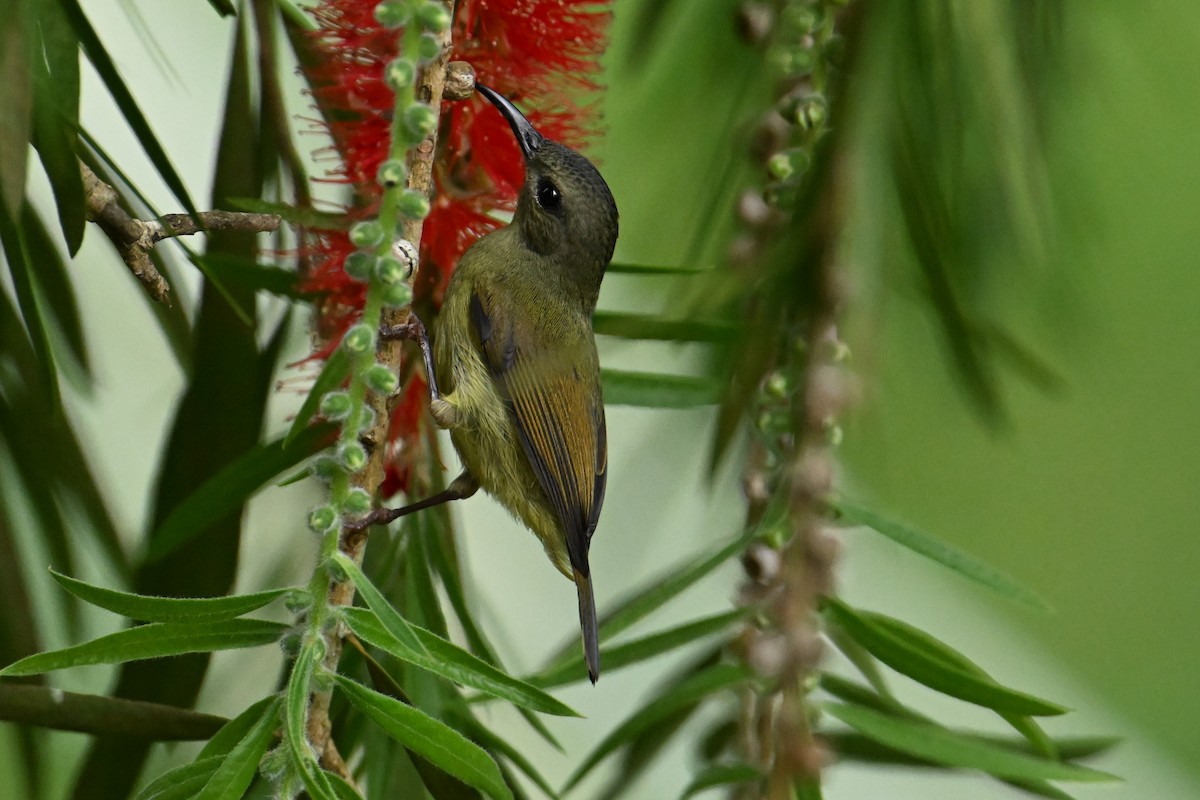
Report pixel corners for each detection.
[301,0,613,495]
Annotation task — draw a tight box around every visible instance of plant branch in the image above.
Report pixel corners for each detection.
[0,684,227,740]
[81,162,281,304]
[304,10,462,771]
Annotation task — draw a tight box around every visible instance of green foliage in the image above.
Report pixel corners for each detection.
[831,498,1047,610]
[822,704,1115,784]
[50,570,290,623]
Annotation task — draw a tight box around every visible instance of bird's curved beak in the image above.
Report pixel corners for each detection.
[476,83,543,159]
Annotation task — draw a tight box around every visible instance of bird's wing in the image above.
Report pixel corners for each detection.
[469,286,607,574]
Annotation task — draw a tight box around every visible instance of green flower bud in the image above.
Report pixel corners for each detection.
[349,220,385,248]
[764,521,790,550]
[791,47,817,76]
[764,371,792,399]
[782,5,819,34]
[343,324,375,353]
[308,505,339,533]
[416,1,451,32]
[385,58,416,91]
[376,158,407,188]
[313,456,341,481]
[364,363,399,395]
[382,281,414,308]
[278,633,301,658]
[343,487,372,515]
[338,441,368,473]
[825,418,844,447]
[797,95,827,131]
[283,590,311,613]
[416,31,442,64]
[319,390,353,420]
[344,250,375,281]
[374,255,409,285]
[397,189,430,220]
[767,148,810,182]
[403,103,438,140]
[374,0,412,29]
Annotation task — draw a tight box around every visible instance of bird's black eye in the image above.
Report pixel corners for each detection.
[535,178,562,213]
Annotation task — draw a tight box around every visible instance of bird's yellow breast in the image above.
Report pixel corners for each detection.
[432,260,574,577]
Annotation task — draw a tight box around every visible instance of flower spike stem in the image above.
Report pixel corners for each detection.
[289,1,458,787]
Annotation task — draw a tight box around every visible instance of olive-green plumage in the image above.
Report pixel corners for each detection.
[431,85,618,683]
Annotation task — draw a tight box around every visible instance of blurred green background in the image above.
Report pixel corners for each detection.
[4,1,1198,798]
[593,1,1200,797]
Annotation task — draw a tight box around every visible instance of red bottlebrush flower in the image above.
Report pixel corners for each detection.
[301,0,613,496]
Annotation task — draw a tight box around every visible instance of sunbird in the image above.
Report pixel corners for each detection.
[374,84,618,683]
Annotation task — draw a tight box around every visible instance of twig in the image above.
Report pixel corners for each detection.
[80,162,281,305]
[0,684,227,740]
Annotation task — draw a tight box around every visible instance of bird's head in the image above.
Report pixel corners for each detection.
[476,84,619,278]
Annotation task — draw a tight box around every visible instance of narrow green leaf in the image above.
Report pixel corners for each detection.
[826,623,894,699]
[30,96,85,257]
[794,779,824,800]
[0,619,287,676]
[820,730,1116,771]
[278,0,319,31]
[145,423,335,563]
[532,609,745,689]
[207,0,237,16]
[0,2,31,217]
[333,554,428,655]
[679,763,762,800]
[425,521,565,751]
[831,498,1046,610]
[592,312,736,344]
[334,674,513,800]
[563,663,752,791]
[193,696,281,800]
[606,261,711,275]
[822,703,1117,783]
[59,0,198,216]
[602,369,722,408]
[29,5,85,254]
[860,610,1057,755]
[20,206,88,373]
[286,642,339,800]
[0,203,60,411]
[824,599,1065,717]
[543,532,749,673]
[339,552,580,716]
[328,773,366,800]
[817,674,923,720]
[0,395,75,586]
[342,605,578,718]
[198,696,278,759]
[1002,780,1077,800]
[287,344,353,445]
[51,569,288,623]
[227,196,350,230]
[133,755,223,800]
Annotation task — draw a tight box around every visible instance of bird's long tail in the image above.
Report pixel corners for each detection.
[574,568,600,684]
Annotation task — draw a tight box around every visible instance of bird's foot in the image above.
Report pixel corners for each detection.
[430,397,458,429]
